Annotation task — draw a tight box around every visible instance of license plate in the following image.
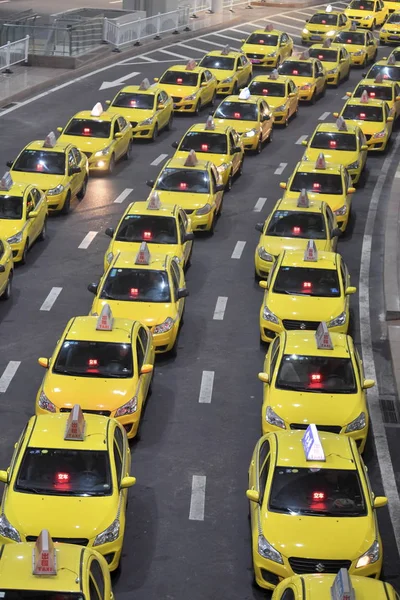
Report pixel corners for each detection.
[251,59,260,63]
[310,35,321,40]
[389,35,399,39]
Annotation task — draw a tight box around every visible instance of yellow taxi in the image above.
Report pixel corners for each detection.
[380,10,400,42]
[309,41,351,86]
[280,154,355,230]
[155,60,217,115]
[213,87,273,152]
[302,7,350,44]
[365,55,400,81]
[334,25,378,66]
[384,0,400,12]
[386,45,400,59]
[0,236,13,300]
[105,78,173,141]
[241,24,294,69]
[344,0,388,28]
[248,71,299,126]
[7,132,88,215]
[0,172,47,264]
[57,103,132,174]
[36,305,155,439]
[198,46,252,95]
[254,192,341,279]
[258,244,356,343]
[272,571,398,600]
[146,151,224,233]
[172,117,244,189]
[278,53,327,103]
[258,326,373,451]
[246,428,387,590]
[89,244,188,355]
[0,407,136,571]
[0,530,113,599]
[103,192,194,272]
[347,74,400,117]
[301,119,368,184]
[333,92,394,151]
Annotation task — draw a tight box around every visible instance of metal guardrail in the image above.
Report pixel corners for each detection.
[0,35,29,72]
[103,6,191,50]
[181,0,252,14]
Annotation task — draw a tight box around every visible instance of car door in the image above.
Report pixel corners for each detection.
[118,116,131,155]
[178,209,192,264]
[210,165,223,212]
[259,100,272,140]
[339,257,351,313]
[71,147,86,192]
[0,241,7,295]
[341,13,349,29]
[67,149,80,197]
[25,190,38,247]
[112,118,123,159]
[315,60,325,93]
[238,54,251,86]
[159,91,170,128]
[264,337,280,405]
[134,332,148,408]
[228,130,240,173]
[30,187,46,240]
[170,259,185,320]
[88,558,107,600]
[138,325,153,399]
[365,31,374,59]
[279,33,289,60]
[384,101,394,133]
[288,79,297,115]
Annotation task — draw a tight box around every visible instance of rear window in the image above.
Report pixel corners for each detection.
[334,31,366,44]
[276,354,357,393]
[266,211,326,239]
[309,12,338,24]
[349,0,375,9]
[290,172,343,194]
[53,340,133,378]
[279,61,313,77]
[101,268,171,302]
[64,119,111,138]
[273,266,341,297]
[310,131,357,151]
[353,84,393,101]
[342,104,384,121]
[367,64,400,81]
[111,92,155,109]
[160,70,199,86]
[12,150,65,175]
[246,33,279,45]
[156,168,210,193]
[0,196,23,220]
[116,214,178,244]
[249,81,286,97]
[309,48,338,63]
[179,132,227,153]
[199,56,235,70]
[214,100,258,121]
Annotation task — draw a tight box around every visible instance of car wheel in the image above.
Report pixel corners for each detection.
[61,192,71,215]
[194,100,201,116]
[166,112,173,131]
[124,141,133,160]
[1,272,12,300]
[372,19,376,30]
[210,91,217,107]
[151,124,159,142]
[256,135,263,154]
[284,111,290,127]
[267,128,273,143]
[238,157,244,177]
[76,176,88,200]
[294,102,299,117]
[310,90,316,105]
[320,83,327,98]
[371,49,378,62]
[209,211,217,235]
[232,82,239,95]
[21,240,29,265]
[225,170,233,192]
[107,154,115,175]
[38,218,47,242]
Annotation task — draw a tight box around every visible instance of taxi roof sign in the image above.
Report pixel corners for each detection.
[323,38,332,47]
[33,530,57,576]
[64,404,86,441]
[375,73,384,83]
[360,90,369,103]
[139,77,151,90]
[0,171,13,192]
[43,132,57,148]
[269,69,279,80]
[315,152,326,169]
[96,303,114,331]
[350,20,358,30]
[297,188,309,208]
[304,239,318,262]
[264,23,274,31]
[326,3,333,11]
[316,321,334,350]
[135,241,151,265]
[331,569,355,600]
[147,191,162,209]
[239,87,251,100]
[388,54,396,65]
[91,102,103,117]
[186,59,197,70]
[302,424,326,461]
[184,149,199,166]
[300,49,310,60]
[205,115,216,130]
[221,45,230,55]
[336,116,347,131]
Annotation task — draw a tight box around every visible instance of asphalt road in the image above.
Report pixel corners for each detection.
[1,2,400,598]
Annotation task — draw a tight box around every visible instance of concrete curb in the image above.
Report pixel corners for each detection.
[384,165,400,321]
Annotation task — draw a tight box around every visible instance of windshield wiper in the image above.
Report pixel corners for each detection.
[53,368,79,376]
[17,486,43,494]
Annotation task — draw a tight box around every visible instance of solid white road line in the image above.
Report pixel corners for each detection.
[199,371,215,404]
[40,287,62,311]
[281,14,307,22]
[78,231,98,249]
[319,111,330,120]
[274,162,287,175]
[114,188,133,203]
[342,94,349,100]
[0,361,20,393]
[189,475,206,521]
[196,37,237,48]
[359,133,400,554]
[211,32,242,43]
[213,296,228,320]
[231,241,246,259]
[254,197,267,212]
[177,42,210,53]
[151,153,168,166]
[155,48,194,60]
[296,135,308,144]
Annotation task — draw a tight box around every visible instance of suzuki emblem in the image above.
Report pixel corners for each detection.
[315,563,325,572]
[300,322,306,330]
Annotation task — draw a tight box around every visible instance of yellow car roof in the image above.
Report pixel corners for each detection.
[204,49,243,58]
[250,28,284,35]
[25,140,69,153]
[222,94,260,105]
[251,74,292,84]
[312,9,342,15]
[70,110,115,122]
[275,197,326,213]
[357,78,396,88]
[0,182,30,196]
[188,122,231,134]
[294,160,343,174]
[280,249,338,269]
[273,429,356,469]
[282,57,316,65]
[165,156,211,170]
[28,413,111,451]
[163,64,205,74]
[344,97,387,108]
[282,329,351,357]
[116,84,158,95]
[125,200,179,217]
[112,250,168,271]
[65,315,136,343]
[303,574,395,598]
[312,122,360,134]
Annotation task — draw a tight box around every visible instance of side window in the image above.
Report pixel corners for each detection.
[281,33,288,44]
[30,188,41,206]
[270,338,280,376]
[136,337,144,370]
[161,91,168,103]
[113,439,123,483]
[89,577,102,600]
[259,439,270,469]
[114,426,124,458]
[200,72,207,84]
[68,150,76,170]
[138,326,148,353]
[26,192,35,215]
[210,168,218,191]
[267,261,278,288]
[170,261,180,295]
[113,119,120,136]
[90,560,105,600]
[340,259,347,288]
[179,209,188,230]
[281,589,296,600]
[178,213,186,241]
[72,147,82,164]
[118,116,127,130]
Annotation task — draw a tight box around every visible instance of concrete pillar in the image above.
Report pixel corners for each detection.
[211,0,224,12]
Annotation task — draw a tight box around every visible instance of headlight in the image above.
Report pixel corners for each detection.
[221,76,234,83]
[274,103,287,112]
[95,144,113,157]
[217,162,230,173]
[327,311,347,328]
[365,15,373,19]
[300,83,312,90]
[47,184,64,196]
[38,390,56,413]
[356,540,380,568]
[334,205,347,216]
[326,29,336,36]
[7,231,23,245]
[268,51,277,57]
[244,128,258,138]
[345,412,366,433]
[0,514,21,542]
[258,534,284,564]
[347,160,359,169]
[115,396,138,417]
[154,317,175,334]
[266,406,286,429]
[327,68,338,74]
[93,519,120,546]
[303,28,309,33]
[183,93,198,101]
[373,129,386,138]
[263,305,279,324]
[353,50,364,56]
[106,252,113,264]
[139,116,154,126]
[258,247,274,262]
[196,203,212,215]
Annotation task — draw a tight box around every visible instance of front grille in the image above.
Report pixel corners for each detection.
[60,408,111,417]
[83,151,92,158]
[311,30,325,34]
[246,53,264,59]
[184,209,195,215]
[290,423,342,434]
[172,96,182,103]
[130,121,138,128]
[289,557,351,574]
[27,536,89,546]
[283,319,320,331]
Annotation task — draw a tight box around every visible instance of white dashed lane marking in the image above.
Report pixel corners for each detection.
[151,154,168,166]
[213,296,228,320]
[274,162,287,175]
[0,361,21,393]
[199,371,215,404]
[296,135,308,145]
[189,475,206,521]
[231,241,246,259]
[114,188,133,203]
[319,112,330,121]
[78,231,98,249]
[40,287,62,311]
[254,197,267,212]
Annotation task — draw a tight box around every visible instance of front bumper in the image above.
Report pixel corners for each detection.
[131,123,154,139]
[273,109,289,124]
[301,32,333,43]
[380,31,400,43]
[185,208,216,231]
[259,313,349,343]
[255,252,275,278]
[46,191,68,212]
[172,97,198,113]
[240,132,259,150]
[348,52,367,65]
[152,323,179,353]
[365,134,390,151]
[298,87,315,101]
[9,240,25,262]
[326,71,340,85]
[346,16,374,28]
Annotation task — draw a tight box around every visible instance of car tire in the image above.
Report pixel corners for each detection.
[151,124,159,142]
[38,218,47,242]
[210,91,217,107]
[267,128,273,143]
[166,112,173,131]
[371,49,378,62]
[284,111,290,127]
[124,141,133,160]
[320,83,327,98]
[225,170,233,192]
[256,135,263,154]
[371,19,376,30]
[209,211,217,235]
[61,192,71,215]
[310,90,316,105]
[21,240,29,265]
[232,82,239,95]
[238,157,244,177]
[194,100,201,116]
[107,154,115,175]
[77,176,88,200]
[1,272,12,301]
[380,39,386,45]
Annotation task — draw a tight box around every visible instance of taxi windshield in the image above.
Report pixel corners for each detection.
[156,168,210,193]
[0,594,83,600]
[214,101,258,121]
[290,172,343,194]
[0,196,23,220]
[249,81,286,97]
[309,12,338,24]
[269,467,366,516]
[273,266,341,297]
[309,48,338,63]
[387,13,400,22]
[335,31,366,44]
[349,0,375,9]
[111,92,155,109]
[276,354,357,393]
[160,70,199,86]
[266,211,326,239]
[310,132,357,150]
[101,268,171,302]
[53,341,133,378]
[116,214,178,244]
[246,33,279,45]
[64,119,111,138]
[200,55,235,70]
[15,448,112,497]
[353,84,393,100]
[279,61,313,77]
[12,150,65,175]
[179,132,227,153]
[342,104,384,121]
[366,64,400,80]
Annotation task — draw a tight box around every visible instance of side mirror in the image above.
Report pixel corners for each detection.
[259,280,268,289]
[114,132,123,139]
[171,141,179,149]
[69,166,81,175]
[333,112,339,118]
[363,378,375,389]
[105,100,111,105]
[305,18,309,22]
[216,184,225,192]
[38,357,49,369]
[140,363,154,375]
[6,160,13,168]
[57,126,63,133]
[361,144,368,151]
[396,95,400,101]
[345,286,357,295]
[201,81,208,87]
[241,38,246,43]
[347,187,356,194]
[120,476,136,489]
[346,91,352,97]
[28,210,38,219]
[87,282,98,294]
[157,103,164,110]
[362,72,367,77]
[0,265,5,273]
[154,77,159,82]
[0,470,8,484]
[105,227,114,238]
[146,180,155,188]
[177,287,189,299]
[387,116,394,122]
[279,182,287,189]
[258,372,270,384]
[332,227,342,238]
[255,222,264,233]
[374,496,388,508]
[184,232,195,242]
[233,146,242,153]
[237,65,243,71]
[246,489,260,503]
[301,139,308,146]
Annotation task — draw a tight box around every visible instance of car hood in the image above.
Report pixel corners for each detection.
[107,107,153,122]
[303,148,359,167]
[261,236,331,257]
[43,373,132,410]
[0,220,26,239]
[267,292,345,322]
[158,84,197,99]
[155,190,213,210]
[206,68,235,82]
[58,135,111,154]
[284,190,346,213]
[342,118,387,134]
[267,96,289,109]
[10,171,64,192]
[342,43,368,53]
[214,117,259,134]
[344,9,372,17]
[288,75,317,88]
[307,23,339,32]
[383,22,400,29]
[110,241,183,260]
[242,43,276,55]
[174,150,229,167]
[91,298,175,328]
